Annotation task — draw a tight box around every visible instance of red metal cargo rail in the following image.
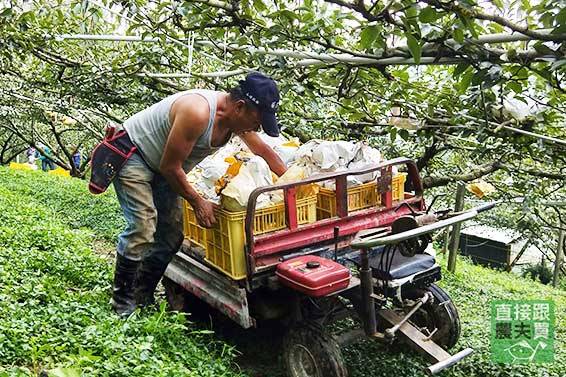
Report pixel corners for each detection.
[244,157,424,274]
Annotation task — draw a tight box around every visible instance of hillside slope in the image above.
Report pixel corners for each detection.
[0,167,563,376]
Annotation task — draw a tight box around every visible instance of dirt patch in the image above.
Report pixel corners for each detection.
[92,238,116,262]
[179,298,287,377]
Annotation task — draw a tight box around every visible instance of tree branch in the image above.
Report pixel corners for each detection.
[417,140,446,171]
[422,0,566,42]
[422,160,503,188]
[500,163,566,181]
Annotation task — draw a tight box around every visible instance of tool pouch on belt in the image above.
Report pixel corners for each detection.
[89,125,137,195]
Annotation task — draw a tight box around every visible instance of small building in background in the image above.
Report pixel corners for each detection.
[459,225,542,272]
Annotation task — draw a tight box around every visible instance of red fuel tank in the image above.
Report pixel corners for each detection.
[276,256,350,297]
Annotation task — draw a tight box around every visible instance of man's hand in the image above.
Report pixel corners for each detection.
[239,131,288,176]
[193,198,220,228]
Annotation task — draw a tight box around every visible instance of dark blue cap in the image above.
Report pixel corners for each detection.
[239,72,280,137]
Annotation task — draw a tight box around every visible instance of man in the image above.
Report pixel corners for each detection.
[111,72,287,316]
[39,144,55,172]
[72,146,81,169]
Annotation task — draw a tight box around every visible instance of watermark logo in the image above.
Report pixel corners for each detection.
[491,300,554,363]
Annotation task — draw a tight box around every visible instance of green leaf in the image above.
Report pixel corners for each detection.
[453,62,470,77]
[405,33,421,64]
[506,81,523,94]
[0,7,13,17]
[190,329,215,335]
[278,9,298,21]
[405,4,417,19]
[515,67,529,80]
[418,7,437,23]
[90,7,99,23]
[460,15,478,38]
[514,95,528,104]
[253,0,268,12]
[556,7,566,25]
[471,71,485,87]
[532,43,554,55]
[492,0,504,9]
[453,28,465,43]
[350,112,367,121]
[552,22,566,34]
[48,368,81,377]
[389,127,397,143]
[459,70,474,93]
[360,25,379,49]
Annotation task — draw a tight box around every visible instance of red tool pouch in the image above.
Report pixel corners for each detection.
[88,125,137,195]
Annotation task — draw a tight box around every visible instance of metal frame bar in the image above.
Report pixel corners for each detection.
[378,309,474,375]
[243,158,423,277]
[351,202,496,249]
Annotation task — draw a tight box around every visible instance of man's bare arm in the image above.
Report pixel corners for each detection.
[240,131,288,176]
[159,96,218,227]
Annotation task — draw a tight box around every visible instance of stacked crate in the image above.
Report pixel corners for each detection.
[183,196,317,279]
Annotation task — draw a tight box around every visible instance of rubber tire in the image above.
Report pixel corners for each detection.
[282,323,348,377]
[401,283,460,349]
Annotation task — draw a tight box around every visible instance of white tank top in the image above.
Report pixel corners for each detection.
[123,89,226,172]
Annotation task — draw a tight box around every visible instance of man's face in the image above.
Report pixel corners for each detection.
[233,102,261,135]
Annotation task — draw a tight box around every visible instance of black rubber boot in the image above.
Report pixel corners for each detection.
[134,253,173,308]
[111,255,139,317]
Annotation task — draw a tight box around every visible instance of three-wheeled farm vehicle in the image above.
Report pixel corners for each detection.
[162,157,494,376]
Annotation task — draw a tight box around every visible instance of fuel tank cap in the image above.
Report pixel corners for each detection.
[306,261,320,269]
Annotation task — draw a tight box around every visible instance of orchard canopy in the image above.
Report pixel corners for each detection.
[0,1,564,235]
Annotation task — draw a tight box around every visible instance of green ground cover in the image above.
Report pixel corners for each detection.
[0,168,242,377]
[0,167,563,376]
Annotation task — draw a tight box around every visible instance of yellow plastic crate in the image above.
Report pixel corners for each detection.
[185,196,316,280]
[316,173,407,220]
[207,196,318,279]
[182,202,208,249]
[48,167,70,177]
[9,162,32,171]
[391,173,406,201]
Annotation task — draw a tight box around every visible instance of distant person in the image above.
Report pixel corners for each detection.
[72,146,85,179]
[39,145,55,172]
[73,147,81,169]
[26,147,37,164]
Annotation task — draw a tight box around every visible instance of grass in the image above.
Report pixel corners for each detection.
[0,168,124,243]
[0,168,243,377]
[0,166,564,376]
[340,253,565,377]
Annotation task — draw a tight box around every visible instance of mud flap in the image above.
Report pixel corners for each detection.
[164,252,254,329]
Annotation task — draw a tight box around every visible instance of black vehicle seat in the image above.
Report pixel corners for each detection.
[369,251,436,280]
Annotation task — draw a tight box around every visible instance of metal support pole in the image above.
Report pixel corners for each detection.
[441,226,451,254]
[447,182,466,273]
[186,32,195,82]
[553,221,564,288]
[359,248,377,335]
[507,238,531,272]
